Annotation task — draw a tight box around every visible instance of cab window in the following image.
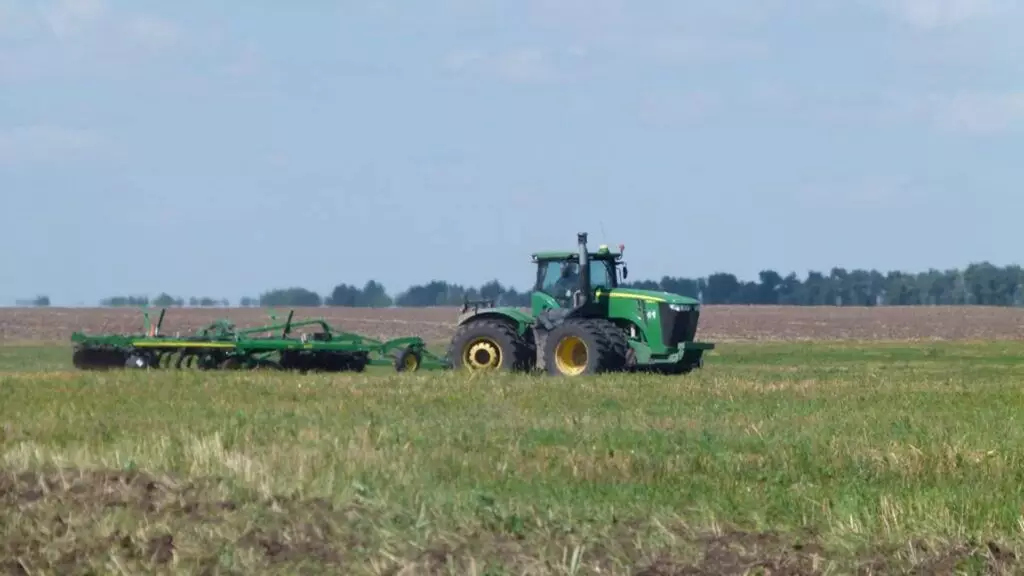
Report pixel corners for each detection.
[590,260,614,290]
[539,261,578,298]
[537,259,615,296]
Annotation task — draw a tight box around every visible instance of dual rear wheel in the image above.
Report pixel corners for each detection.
[447,318,534,372]
[448,317,628,376]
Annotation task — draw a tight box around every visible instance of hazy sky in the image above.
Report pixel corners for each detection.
[1,0,1021,305]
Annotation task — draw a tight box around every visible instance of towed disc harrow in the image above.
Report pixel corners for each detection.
[70,308,450,373]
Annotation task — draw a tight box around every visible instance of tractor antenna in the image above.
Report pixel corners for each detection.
[599,220,623,255]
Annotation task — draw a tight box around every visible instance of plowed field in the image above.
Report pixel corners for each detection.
[2,305,1023,344]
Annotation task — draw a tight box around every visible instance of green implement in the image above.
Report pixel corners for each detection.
[70,308,450,373]
[446,232,716,376]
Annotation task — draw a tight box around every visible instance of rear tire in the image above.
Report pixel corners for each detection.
[543,318,628,376]
[448,318,533,372]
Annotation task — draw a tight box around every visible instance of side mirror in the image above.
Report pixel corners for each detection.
[622,266,629,279]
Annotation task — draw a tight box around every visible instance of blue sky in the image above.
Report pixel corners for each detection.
[1,0,1021,305]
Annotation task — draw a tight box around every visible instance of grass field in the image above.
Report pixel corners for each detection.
[4,340,1024,574]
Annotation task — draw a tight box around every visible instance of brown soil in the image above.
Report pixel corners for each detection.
[2,305,1023,344]
[0,468,355,574]
[3,468,1011,575]
[635,530,829,575]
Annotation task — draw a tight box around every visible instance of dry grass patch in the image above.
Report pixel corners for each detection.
[2,340,1024,573]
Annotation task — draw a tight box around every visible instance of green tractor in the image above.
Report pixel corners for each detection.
[446,232,715,376]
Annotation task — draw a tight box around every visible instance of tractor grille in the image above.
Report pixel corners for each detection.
[659,303,699,347]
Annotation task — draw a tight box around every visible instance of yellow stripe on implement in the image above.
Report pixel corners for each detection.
[594,290,665,303]
[131,341,237,348]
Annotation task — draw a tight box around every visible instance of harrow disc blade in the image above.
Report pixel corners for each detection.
[72,347,129,370]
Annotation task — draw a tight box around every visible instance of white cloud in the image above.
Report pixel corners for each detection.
[928,91,1024,133]
[522,0,773,33]
[883,90,1024,133]
[124,14,179,50]
[0,0,41,40]
[489,48,556,82]
[443,0,768,71]
[39,0,106,41]
[1,0,180,52]
[444,47,560,83]
[639,91,721,125]
[0,125,100,164]
[880,0,1016,28]
[791,177,929,205]
[443,49,486,72]
[525,0,628,31]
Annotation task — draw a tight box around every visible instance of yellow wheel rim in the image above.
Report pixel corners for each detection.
[403,353,420,371]
[554,335,588,375]
[463,338,501,370]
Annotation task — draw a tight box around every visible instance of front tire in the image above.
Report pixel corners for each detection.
[543,319,628,376]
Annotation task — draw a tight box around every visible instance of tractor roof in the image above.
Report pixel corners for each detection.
[531,249,621,262]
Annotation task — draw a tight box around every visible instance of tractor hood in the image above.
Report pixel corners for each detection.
[596,287,701,307]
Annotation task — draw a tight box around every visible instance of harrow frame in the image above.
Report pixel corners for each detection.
[70,308,451,373]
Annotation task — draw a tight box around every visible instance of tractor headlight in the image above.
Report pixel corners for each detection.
[668,304,693,312]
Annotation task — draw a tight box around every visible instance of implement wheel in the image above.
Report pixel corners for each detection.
[447,318,532,372]
[394,347,422,372]
[543,319,626,376]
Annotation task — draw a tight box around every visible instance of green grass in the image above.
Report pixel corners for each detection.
[3,341,1024,574]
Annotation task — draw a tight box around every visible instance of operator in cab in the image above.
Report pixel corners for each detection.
[553,261,579,301]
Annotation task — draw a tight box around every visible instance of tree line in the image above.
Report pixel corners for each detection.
[18,261,1024,308]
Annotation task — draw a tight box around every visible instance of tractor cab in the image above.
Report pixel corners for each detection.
[530,236,628,315]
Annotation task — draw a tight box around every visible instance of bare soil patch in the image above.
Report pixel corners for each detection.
[0,467,353,574]
[4,467,1002,575]
[2,305,1023,344]
[0,306,457,344]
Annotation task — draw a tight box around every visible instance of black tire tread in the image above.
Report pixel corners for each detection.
[544,317,628,375]
[591,320,630,372]
[394,347,422,372]
[447,318,534,372]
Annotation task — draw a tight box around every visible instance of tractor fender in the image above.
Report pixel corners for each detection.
[456,307,534,337]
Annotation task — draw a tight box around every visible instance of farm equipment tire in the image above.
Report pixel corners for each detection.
[591,320,630,372]
[543,318,627,376]
[348,352,369,373]
[196,354,221,370]
[394,347,422,372]
[448,318,533,372]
